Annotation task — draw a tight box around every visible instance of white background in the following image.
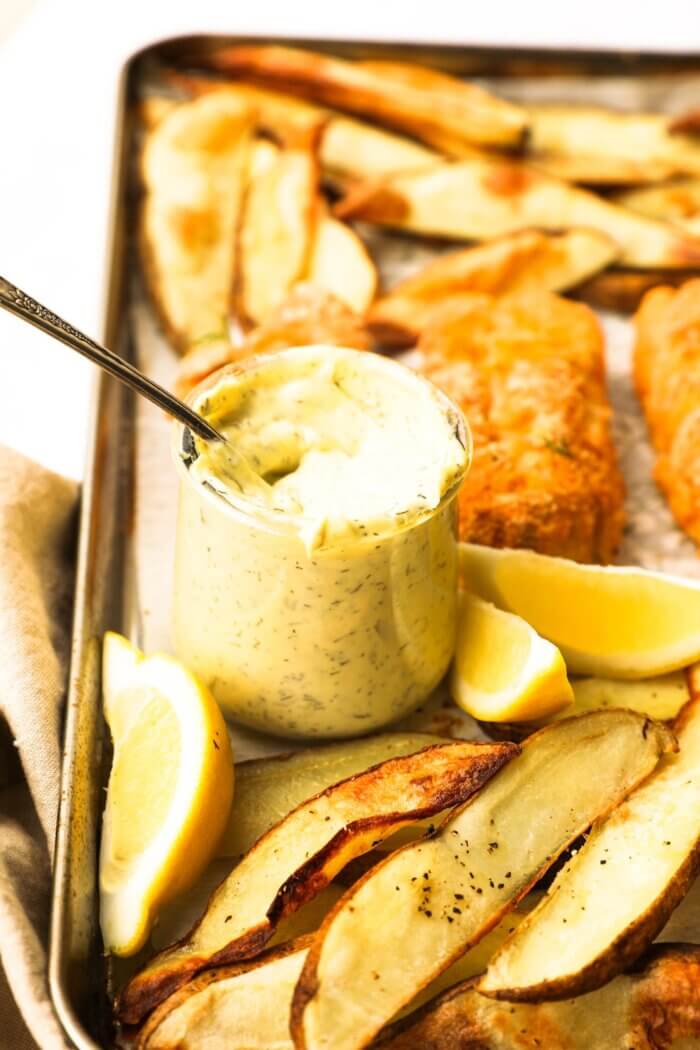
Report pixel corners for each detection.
[1,0,699,480]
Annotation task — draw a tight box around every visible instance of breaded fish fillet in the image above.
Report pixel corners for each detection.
[634,279,700,546]
[418,291,625,562]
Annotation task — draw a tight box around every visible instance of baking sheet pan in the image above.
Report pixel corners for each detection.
[49,34,700,1049]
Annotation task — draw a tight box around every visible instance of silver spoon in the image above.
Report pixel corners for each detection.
[0,274,224,443]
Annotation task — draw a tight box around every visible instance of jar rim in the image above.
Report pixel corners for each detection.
[171,345,472,544]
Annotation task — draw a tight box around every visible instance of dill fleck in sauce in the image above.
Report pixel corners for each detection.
[172,345,470,739]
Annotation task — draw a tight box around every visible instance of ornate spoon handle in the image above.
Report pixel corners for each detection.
[0,275,223,443]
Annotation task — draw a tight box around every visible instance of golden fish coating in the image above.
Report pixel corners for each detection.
[634,278,700,547]
[418,291,625,562]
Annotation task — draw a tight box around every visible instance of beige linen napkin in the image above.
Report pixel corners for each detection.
[0,446,78,1050]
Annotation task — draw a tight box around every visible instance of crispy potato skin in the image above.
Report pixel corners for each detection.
[418,292,625,562]
[205,45,527,151]
[118,741,517,1026]
[220,732,445,860]
[376,945,700,1050]
[634,279,700,548]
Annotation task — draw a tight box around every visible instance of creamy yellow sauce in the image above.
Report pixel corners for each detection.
[189,346,467,552]
[173,346,469,738]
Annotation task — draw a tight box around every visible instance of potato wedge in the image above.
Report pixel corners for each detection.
[137,936,311,1050]
[136,899,534,1050]
[481,696,700,1001]
[207,45,527,151]
[367,229,617,348]
[351,58,519,156]
[335,159,700,270]
[219,732,445,859]
[118,740,515,1024]
[291,711,674,1050]
[140,92,254,351]
[396,898,532,1018]
[308,214,377,313]
[234,138,319,326]
[479,670,691,742]
[615,178,700,236]
[527,103,700,185]
[378,945,700,1050]
[164,73,441,184]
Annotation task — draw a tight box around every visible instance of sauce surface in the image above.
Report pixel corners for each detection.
[189,346,468,552]
[174,346,469,738]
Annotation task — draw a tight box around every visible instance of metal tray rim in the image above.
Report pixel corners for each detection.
[48,52,131,1050]
[47,31,700,1050]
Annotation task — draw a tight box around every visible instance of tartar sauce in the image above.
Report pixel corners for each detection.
[172,345,469,738]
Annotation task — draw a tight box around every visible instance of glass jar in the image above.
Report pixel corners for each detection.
[171,346,470,739]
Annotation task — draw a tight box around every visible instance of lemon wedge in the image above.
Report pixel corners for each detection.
[100,633,233,956]
[450,593,573,722]
[461,543,700,678]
